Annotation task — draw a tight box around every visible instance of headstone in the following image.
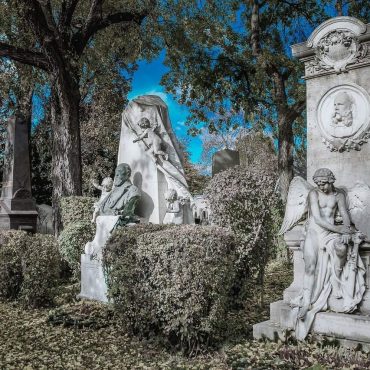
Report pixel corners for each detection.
[0,115,37,232]
[118,95,193,224]
[212,149,240,177]
[253,16,370,348]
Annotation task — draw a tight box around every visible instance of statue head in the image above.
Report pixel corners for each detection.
[137,117,151,129]
[114,163,131,186]
[165,188,178,202]
[313,168,335,193]
[332,92,353,127]
[101,177,113,191]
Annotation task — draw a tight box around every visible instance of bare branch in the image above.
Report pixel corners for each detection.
[60,0,80,29]
[0,42,49,71]
[73,1,156,55]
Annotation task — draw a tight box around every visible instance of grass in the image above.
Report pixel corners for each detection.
[1,261,369,369]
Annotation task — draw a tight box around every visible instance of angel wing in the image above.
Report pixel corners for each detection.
[278,176,314,235]
[346,181,370,239]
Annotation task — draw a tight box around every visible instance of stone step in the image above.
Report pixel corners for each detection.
[267,299,370,343]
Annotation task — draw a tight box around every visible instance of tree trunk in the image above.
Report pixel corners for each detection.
[272,71,294,203]
[51,68,82,235]
[278,114,294,203]
[335,0,343,16]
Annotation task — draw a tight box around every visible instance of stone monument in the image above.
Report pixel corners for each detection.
[78,163,140,302]
[212,149,240,177]
[253,17,370,347]
[118,95,193,224]
[0,115,38,232]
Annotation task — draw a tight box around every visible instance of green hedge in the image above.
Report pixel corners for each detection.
[60,196,96,227]
[0,231,61,308]
[104,224,237,353]
[58,221,96,277]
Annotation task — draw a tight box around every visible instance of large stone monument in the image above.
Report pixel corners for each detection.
[118,95,193,224]
[0,115,37,232]
[78,163,140,302]
[254,17,370,347]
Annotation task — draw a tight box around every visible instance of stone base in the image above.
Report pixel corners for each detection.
[253,300,370,350]
[0,206,38,233]
[78,254,108,303]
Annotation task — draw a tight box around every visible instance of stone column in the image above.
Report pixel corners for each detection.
[0,115,38,232]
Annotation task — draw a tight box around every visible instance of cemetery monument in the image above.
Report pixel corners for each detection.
[118,95,194,224]
[254,16,370,347]
[0,115,38,233]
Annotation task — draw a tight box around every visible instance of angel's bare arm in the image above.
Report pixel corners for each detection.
[133,129,149,143]
[92,181,103,191]
[337,192,351,228]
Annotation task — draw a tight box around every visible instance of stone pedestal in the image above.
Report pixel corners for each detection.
[78,215,119,302]
[78,254,108,303]
[0,115,37,232]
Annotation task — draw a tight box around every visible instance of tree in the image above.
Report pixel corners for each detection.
[156,0,329,201]
[0,0,156,232]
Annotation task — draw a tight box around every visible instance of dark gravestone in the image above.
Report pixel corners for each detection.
[212,149,240,177]
[0,115,38,232]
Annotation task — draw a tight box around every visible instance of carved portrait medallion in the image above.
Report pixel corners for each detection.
[317,84,370,152]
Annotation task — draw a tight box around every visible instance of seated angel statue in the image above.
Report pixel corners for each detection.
[279,168,368,340]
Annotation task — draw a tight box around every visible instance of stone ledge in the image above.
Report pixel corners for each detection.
[256,300,370,346]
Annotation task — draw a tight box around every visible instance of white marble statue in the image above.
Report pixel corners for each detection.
[91,177,113,223]
[120,95,194,224]
[133,117,168,161]
[85,163,140,258]
[163,189,184,225]
[279,168,369,340]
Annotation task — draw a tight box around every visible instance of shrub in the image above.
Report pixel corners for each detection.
[0,230,61,308]
[0,230,27,299]
[104,224,237,353]
[58,221,96,277]
[205,166,279,285]
[20,234,61,308]
[60,196,96,227]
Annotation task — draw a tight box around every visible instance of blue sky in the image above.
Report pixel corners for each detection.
[127,52,202,163]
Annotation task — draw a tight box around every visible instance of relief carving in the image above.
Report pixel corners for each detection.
[306,30,368,76]
[317,84,370,152]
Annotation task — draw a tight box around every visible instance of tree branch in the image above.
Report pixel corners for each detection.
[60,0,80,29]
[0,43,49,71]
[73,2,156,55]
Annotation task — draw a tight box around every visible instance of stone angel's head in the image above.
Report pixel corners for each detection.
[313,168,336,194]
[137,117,152,129]
[101,177,113,192]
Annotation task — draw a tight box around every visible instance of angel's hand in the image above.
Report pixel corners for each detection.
[337,225,353,235]
[341,234,351,244]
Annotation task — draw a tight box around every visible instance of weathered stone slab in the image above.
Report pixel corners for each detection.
[212,149,240,177]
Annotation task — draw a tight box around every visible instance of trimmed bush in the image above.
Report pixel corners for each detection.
[0,230,27,299]
[20,234,61,308]
[205,166,279,283]
[60,196,96,227]
[58,221,95,277]
[104,224,237,353]
[0,230,61,308]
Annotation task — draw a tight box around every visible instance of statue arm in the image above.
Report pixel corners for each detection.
[309,190,341,233]
[337,192,351,227]
[133,129,148,143]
